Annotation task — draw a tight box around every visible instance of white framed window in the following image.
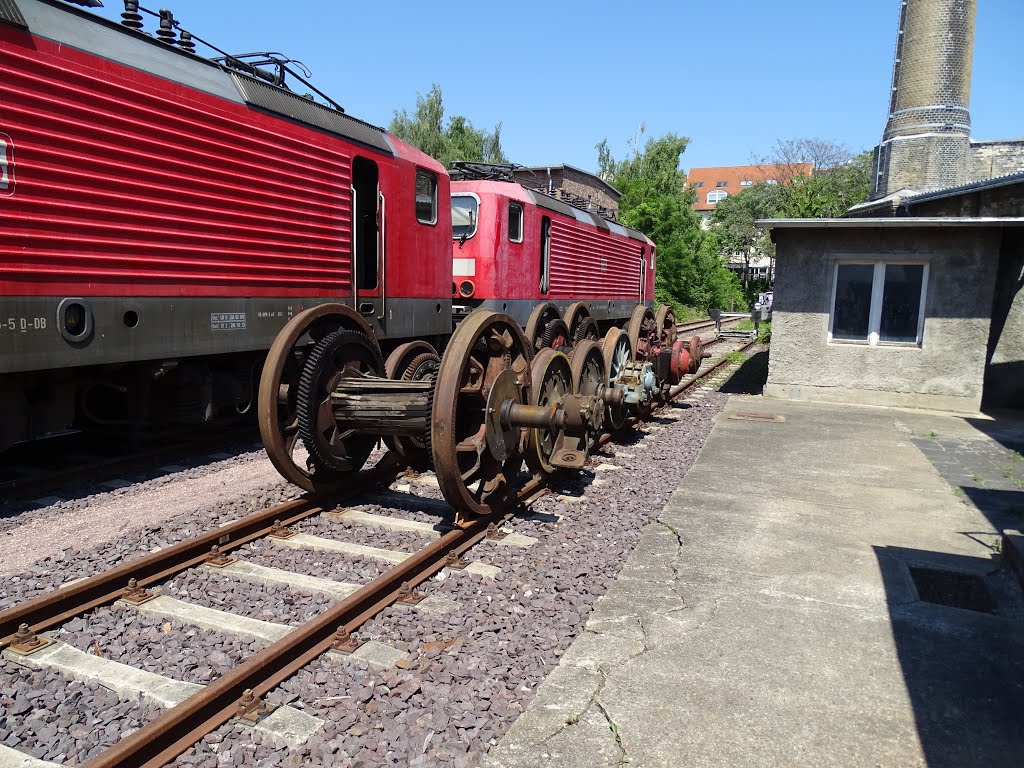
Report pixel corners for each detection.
[415,169,437,224]
[740,179,753,186]
[451,193,479,240]
[828,261,928,346]
[706,190,728,204]
[508,201,524,243]
[765,179,779,185]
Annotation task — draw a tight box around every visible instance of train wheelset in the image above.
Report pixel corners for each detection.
[258,303,708,522]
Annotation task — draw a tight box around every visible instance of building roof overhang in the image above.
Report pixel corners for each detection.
[758,217,1024,229]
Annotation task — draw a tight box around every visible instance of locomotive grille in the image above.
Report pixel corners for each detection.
[228,72,394,156]
[0,0,27,29]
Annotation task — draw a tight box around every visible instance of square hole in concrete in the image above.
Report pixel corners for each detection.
[908,566,998,614]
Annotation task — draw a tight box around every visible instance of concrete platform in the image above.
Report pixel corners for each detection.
[485,397,1024,768]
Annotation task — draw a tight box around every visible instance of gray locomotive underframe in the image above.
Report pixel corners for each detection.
[0,297,453,374]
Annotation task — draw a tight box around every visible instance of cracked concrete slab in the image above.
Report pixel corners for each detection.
[486,396,1024,768]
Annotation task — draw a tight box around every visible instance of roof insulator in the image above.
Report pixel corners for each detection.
[120,0,143,29]
[156,8,177,44]
[177,29,196,53]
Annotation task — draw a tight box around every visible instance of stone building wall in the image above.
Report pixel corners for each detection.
[764,226,1001,413]
[512,167,619,220]
[971,140,1024,182]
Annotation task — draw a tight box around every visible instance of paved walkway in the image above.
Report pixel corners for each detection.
[485,396,1024,768]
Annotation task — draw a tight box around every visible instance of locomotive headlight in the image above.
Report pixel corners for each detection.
[458,280,475,298]
[57,298,93,343]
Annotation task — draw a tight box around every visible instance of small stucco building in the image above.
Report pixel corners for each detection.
[761,0,1023,415]
[762,212,1024,413]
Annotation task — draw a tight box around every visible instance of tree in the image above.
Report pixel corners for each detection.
[389,84,506,168]
[754,137,859,182]
[778,151,873,218]
[598,130,744,315]
[711,182,785,292]
[710,142,874,304]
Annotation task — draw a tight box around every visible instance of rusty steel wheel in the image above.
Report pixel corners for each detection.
[524,302,562,351]
[569,340,607,450]
[257,304,379,492]
[627,304,658,363]
[564,302,599,346]
[655,305,678,347]
[688,335,704,375]
[601,327,632,431]
[383,341,441,465]
[431,309,532,516]
[525,348,574,476]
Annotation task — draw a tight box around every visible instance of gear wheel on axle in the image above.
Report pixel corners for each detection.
[296,329,384,477]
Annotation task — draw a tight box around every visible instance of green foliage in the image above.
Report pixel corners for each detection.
[708,146,873,301]
[598,131,745,315]
[779,151,873,218]
[389,84,506,168]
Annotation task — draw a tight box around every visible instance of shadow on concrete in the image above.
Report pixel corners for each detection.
[875,545,1024,767]
[718,350,768,395]
[966,410,1024,455]
[961,486,1024,532]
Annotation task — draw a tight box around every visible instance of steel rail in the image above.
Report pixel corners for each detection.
[0,454,400,647]
[81,477,544,768]
[668,337,758,399]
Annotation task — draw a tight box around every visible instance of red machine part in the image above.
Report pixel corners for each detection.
[666,336,705,384]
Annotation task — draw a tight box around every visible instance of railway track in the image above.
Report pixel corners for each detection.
[0,315,757,765]
[676,314,746,337]
[0,329,757,767]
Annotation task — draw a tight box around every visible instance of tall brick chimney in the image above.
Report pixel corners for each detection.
[872,0,977,198]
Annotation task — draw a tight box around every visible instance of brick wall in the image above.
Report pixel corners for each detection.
[513,167,620,220]
[874,0,978,197]
[971,141,1024,181]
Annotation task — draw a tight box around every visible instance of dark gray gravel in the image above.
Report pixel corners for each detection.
[243,539,393,583]
[168,392,729,767]
[158,569,335,627]
[1,389,728,767]
[55,608,264,685]
[0,480,298,611]
[0,659,164,764]
[295,513,435,553]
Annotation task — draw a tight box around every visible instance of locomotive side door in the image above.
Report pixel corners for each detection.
[639,246,646,303]
[351,157,384,322]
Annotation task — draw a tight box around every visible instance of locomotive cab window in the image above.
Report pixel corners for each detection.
[451,194,478,240]
[508,202,524,243]
[539,216,551,294]
[415,170,437,225]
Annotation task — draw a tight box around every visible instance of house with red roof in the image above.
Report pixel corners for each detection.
[686,162,814,284]
[686,162,814,217]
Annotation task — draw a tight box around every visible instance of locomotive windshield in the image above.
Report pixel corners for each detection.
[451,195,478,240]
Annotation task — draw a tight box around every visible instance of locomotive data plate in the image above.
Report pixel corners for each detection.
[211,312,247,331]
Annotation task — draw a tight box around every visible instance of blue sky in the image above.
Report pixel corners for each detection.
[89,0,1023,172]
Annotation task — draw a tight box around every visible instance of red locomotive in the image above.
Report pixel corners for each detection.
[449,163,657,350]
[0,1,697,470]
[0,0,452,452]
